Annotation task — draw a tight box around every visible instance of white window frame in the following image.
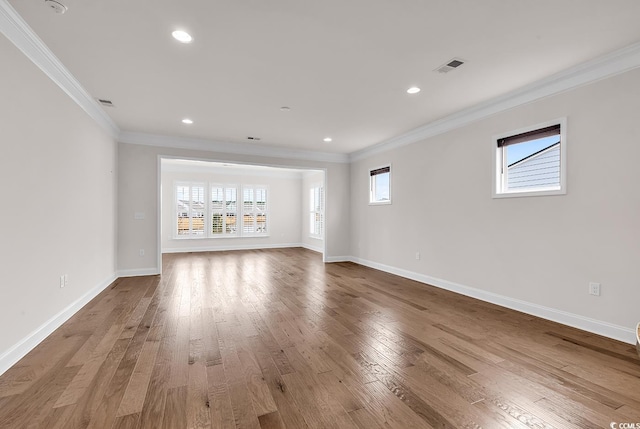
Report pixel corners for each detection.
[309,183,324,239]
[369,164,392,205]
[174,182,207,238]
[492,118,567,199]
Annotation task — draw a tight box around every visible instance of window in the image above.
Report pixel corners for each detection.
[175,183,268,238]
[493,119,566,198]
[176,183,206,236]
[370,165,391,204]
[309,184,324,239]
[242,186,268,235]
[211,185,237,236]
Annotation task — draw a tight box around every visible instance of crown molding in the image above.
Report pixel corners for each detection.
[0,0,119,138]
[350,40,640,162]
[119,131,350,164]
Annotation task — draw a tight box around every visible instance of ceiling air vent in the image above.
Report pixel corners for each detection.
[247,136,261,141]
[434,58,465,74]
[97,99,114,107]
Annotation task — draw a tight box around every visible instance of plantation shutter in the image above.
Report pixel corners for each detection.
[318,186,324,236]
[243,187,255,234]
[211,185,238,235]
[256,188,267,233]
[309,185,324,237]
[191,185,205,236]
[211,186,224,234]
[176,185,190,236]
[225,187,237,235]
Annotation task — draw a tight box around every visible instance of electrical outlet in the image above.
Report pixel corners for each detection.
[589,282,601,296]
[139,249,145,257]
[64,274,69,288]
[415,252,420,260]
[60,275,65,288]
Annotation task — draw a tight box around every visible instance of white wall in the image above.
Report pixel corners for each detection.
[0,34,117,371]
[118,143,350,274]
[161,165,302,252]
[350,67,640,342]
[301,170,325,253]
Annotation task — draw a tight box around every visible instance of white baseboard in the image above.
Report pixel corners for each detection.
[325,255,352,263]
[300,243,323,254]
[349,256,636,345]
[162,242,303,254]
[0,273,118,377]
[116,268,160,277]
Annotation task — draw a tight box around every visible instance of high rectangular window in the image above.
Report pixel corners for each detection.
[493,119,566,198]
[369,165,391,204]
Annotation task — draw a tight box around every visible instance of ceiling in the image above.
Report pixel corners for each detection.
[7,0,640,155]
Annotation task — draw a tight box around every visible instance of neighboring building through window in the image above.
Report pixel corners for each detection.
[369,165,391,204]
[175,183,268,238]
[493,119,566,198]
[309,184,324,239]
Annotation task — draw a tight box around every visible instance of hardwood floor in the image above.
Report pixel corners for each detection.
[1,248,639,428]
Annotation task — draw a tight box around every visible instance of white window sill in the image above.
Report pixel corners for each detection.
[493,187,565,199]
[369,200,392,206]
[173,234,269,240]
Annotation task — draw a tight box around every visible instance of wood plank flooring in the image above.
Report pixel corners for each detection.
[1,248,639,428]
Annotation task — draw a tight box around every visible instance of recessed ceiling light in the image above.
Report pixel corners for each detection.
[323,137,333,143]
[172,30,193,43]
[407,87,421,94]
[181,118,193,124]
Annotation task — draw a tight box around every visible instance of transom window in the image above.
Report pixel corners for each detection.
[175,182,268,238]
[493,119,566,198]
